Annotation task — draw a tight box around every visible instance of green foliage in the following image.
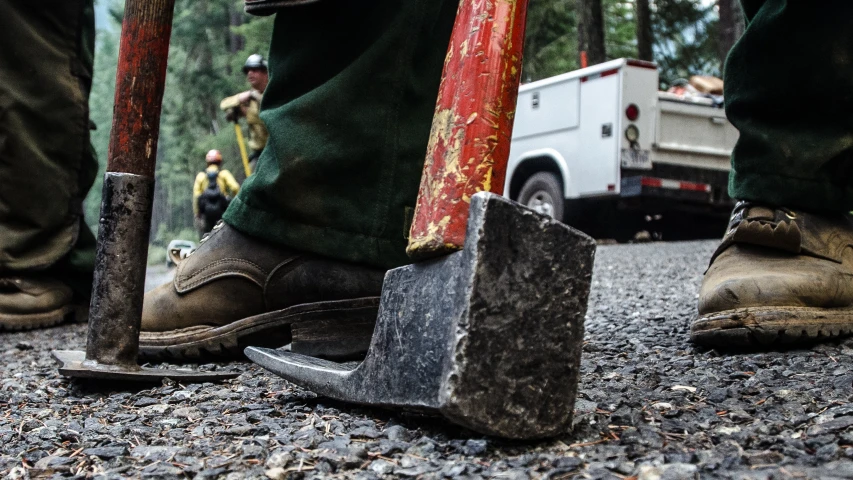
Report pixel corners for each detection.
[522,0,578,82]
[652,0,719,87]
[230,12,275,73]
[87,0,272,242]
[604,0,639,61]
[85,3,120,232]
[523,0,721,86]
[147,244,167,266]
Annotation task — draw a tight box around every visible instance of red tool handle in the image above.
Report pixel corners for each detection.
[84,0,175,367]
[108,0,176,177]
[406,0,530,259]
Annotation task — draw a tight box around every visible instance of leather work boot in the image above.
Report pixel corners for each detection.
[140,222,385,360]
[693,201,853,348]
[0,277,77,331]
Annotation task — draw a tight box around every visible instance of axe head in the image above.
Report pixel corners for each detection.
[247,192,596,439]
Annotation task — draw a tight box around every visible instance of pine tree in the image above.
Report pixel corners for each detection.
[635,0,653,61]
[577,0,606,65]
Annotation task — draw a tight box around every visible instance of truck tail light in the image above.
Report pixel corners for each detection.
[626,103,640,121]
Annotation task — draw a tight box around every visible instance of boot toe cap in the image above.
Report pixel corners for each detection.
[698,245,853,315]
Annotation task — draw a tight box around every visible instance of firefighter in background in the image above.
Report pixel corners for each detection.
[220,54,270,173]
[193,150,241,237]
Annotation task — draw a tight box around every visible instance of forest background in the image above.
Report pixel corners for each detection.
[86,0,744,263]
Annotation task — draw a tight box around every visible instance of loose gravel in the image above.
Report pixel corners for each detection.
[3,240,853,479]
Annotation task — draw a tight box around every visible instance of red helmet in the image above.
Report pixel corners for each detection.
[205,149,223,164]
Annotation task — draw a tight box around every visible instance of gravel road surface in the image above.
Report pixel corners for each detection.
[3,241,853,479]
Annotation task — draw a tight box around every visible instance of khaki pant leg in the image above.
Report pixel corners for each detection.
[0,1,97,283]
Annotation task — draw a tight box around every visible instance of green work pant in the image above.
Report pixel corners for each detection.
[0,1,97,296]
[726,0,853,212]
[223,0,459,269]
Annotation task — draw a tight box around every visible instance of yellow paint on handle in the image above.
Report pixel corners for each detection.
[234,123,252,177]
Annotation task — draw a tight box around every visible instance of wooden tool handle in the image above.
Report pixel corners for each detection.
[107,0,176,177]
[406,0,530,259]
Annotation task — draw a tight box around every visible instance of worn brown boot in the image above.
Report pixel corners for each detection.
[692,202,853,348]
[0,277,77,331]
[139,222,385,360]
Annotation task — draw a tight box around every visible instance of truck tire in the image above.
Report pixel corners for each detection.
[518,172,564,222]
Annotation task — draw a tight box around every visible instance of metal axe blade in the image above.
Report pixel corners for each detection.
[247,192,595,439]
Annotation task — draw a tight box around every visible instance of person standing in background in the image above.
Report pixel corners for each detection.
[220,54,270,173]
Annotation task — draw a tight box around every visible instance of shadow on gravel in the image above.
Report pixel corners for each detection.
[278,394,579,447]
[692,336,853,357]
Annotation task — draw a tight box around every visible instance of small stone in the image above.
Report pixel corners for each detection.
[441,463,466,477]
[384,425,411,441]
[553,457,582,470]
[33,456,74,469]
[808,417,853,437]
[745,451,784,465]
[133,397,158,407]
[265,450,293,469]
[138,403,171,415]
[394,464,432,477]
[637,463,698,480]
[380,440,411,455]
[173,407,200,418]
[82,446,128,459]
[707,388,728,403]
[817,443,840,460]
[131,445,184,462]
[462,439,488,456]
[369,459,395,475]
[350,426,381,439]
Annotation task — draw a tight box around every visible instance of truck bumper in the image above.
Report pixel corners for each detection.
[620,175,718,204]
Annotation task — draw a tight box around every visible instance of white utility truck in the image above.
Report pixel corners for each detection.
[504,58,739,239]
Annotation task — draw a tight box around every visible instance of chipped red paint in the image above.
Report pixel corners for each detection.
[407,0,530,259]
[107,0,176,177]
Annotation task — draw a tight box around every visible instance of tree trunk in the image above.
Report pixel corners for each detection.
[718,0,744,68]
[228,3,244,54]
[577,0,606,66]
[635,0,653,61]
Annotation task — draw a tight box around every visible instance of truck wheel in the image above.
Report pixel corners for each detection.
[518,172,564,222]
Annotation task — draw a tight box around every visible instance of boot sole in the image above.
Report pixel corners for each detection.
[0,305,75,332]
[139,297,379,361]
[691,306,853,348]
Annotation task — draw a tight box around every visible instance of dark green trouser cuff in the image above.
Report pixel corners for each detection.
[223,0,458,269]
[730,169,853,214]
[725,0,853,212]
[227,195,411,269]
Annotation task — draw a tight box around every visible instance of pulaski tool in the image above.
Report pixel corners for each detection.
[233,120,253,178]
[52,0,236,382]
[246,0,596,439]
